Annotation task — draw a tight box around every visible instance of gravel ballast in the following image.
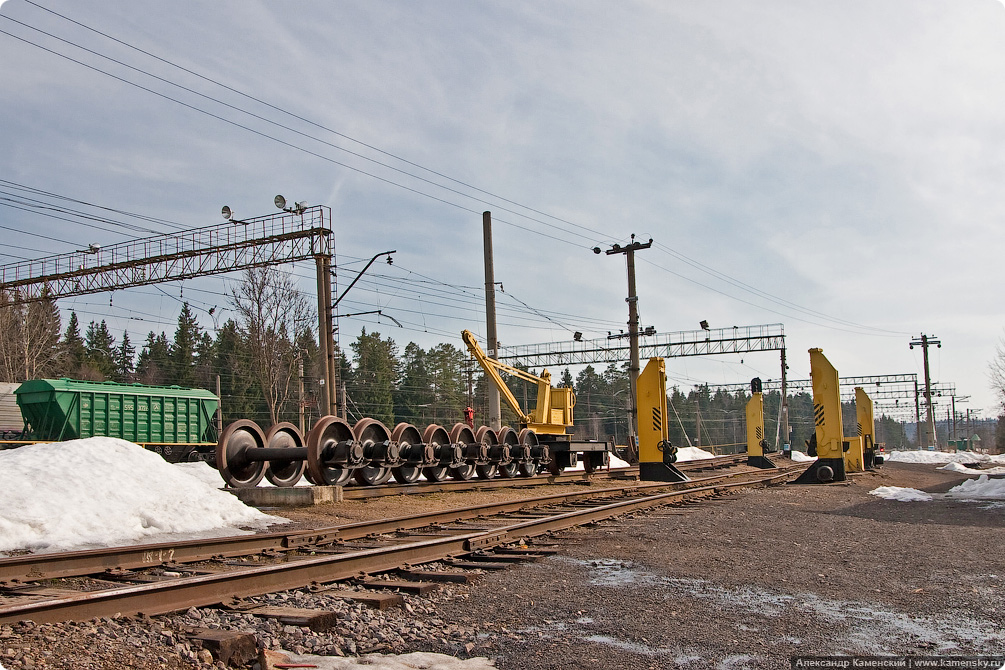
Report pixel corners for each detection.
[1,462,1002,669]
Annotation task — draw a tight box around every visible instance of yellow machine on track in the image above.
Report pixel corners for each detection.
[462,330,614,474]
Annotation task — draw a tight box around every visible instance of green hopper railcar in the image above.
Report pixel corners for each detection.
[11,378,219,463]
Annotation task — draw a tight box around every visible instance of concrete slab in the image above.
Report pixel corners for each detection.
[225,485,343,506]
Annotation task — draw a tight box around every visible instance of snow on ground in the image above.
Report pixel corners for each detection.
[885,449,1005,465]
[868,486,933,502]
[0,437,287,554]
[284,651,495,670]
[567,452,632,471]
[938,461,1005,476]
[946,475,1005,499]
[676,446,715,461]
[790,450,816,463]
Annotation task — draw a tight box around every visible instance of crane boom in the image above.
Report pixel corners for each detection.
[461,330,574,435]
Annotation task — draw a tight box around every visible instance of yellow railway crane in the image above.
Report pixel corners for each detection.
[462,330,613,474]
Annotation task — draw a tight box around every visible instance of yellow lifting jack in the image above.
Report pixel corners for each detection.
[636,357,689,482]
[795,348,849,484]
[745,378,777,469]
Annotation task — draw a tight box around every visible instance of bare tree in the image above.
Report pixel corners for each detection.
[230,266,313,425]
[0,292,61,382]
[989,334,1005,411]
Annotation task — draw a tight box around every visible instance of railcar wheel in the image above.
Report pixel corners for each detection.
[264,422,306,487]
[497,427,520,478]
[391,423,425,484]
[306,415,356,486]
[353,418,394,486]
[448,423,478,480]
[422,465,451,481]
[547,459,564,476]
[451,463,477,480]
[518,429,539,477]
[216,420,267,488]
[474,426,499,479]
[421,424,453,482]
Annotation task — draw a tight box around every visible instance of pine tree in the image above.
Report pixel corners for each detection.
[170,303,202,387]
[135,332,171,385]
[347,328,399,425]
[83,320,116,380]
[60,312,86,378]
[114,332,136,382]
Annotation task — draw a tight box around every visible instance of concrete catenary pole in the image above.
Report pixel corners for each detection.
[315,254,332,417]
[483,211,501,431]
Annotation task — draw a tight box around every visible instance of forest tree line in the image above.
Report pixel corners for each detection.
[0,268,936,449]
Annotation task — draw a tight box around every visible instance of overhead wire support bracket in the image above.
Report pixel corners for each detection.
[332,249,396,309]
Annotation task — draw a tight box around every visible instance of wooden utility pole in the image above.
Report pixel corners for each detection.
[910,334,941,449]
[595,235,652,438]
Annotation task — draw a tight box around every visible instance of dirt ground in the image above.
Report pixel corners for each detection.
[3,462,1003,669]
[416,462,1005,669]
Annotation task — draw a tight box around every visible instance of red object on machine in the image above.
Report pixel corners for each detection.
[464,406,475,429]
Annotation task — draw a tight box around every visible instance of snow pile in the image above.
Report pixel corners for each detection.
[885,450,1004,465]
[937,462,1005,476]
[286,651,495,669]
[676,446,715,461]
[868,486,933,502]
[0,437,286,554]
[946,475,1005,500]
[791,450,816,462]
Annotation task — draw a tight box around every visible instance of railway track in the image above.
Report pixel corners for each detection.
[0,460,803,625]
[337,453,748,499]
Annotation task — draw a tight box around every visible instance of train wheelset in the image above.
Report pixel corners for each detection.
[215,417,552,489]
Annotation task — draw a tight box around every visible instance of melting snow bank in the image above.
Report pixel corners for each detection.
[676,446,715,461]
[869,476,1005,502]
[885,449,1005,465]
[283,651,495,669]
[945,475,1005,499]
[868,486,933,502]
[790,450,816,463]
[938,461,1005,476]
[0,437,287,554]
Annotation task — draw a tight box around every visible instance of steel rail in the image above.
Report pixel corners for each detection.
[0,462,754,583]
[339,454,747,499]
[0,465,802,624]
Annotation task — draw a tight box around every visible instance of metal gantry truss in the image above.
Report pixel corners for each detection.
[0,206,333,304]
[495,323,785,367]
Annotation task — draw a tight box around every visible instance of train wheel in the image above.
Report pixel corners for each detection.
[216,420,267,488]
[264,422,306,487]
[497,427,520,478]
[451,463,476,480]
[306,415,356,486]
[475,464,498,479]
[391,423,425,484]
[392,465,422,484]
[422,465,451,481]
[518,429,539,478]
[498,462,519,478]
[547,459,564,476]
[353,418,394,486]
[583,453,596,475]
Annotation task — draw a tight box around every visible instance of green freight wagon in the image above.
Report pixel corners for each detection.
[14,378,220,462]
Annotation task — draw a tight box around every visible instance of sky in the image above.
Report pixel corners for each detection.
[1,1,1004,419]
